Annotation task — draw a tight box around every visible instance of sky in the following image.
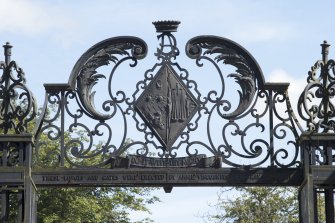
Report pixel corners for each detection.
[1,0,335,222]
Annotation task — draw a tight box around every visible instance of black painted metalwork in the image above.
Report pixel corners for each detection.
[33,21,301,169]
[0,43,36,223]
[0,43,36,134]
[298,41,335,133]
[298,41,335,223]
[1,20,335,222]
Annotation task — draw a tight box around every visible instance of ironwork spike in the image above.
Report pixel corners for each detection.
[3,42,12,66]
[321,40,330,63]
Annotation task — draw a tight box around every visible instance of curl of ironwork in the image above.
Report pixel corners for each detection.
[68,37,148,120]
[0,43,36,134]
[186,36,263,119]
[34,89,62,167]
[0,141,24,167]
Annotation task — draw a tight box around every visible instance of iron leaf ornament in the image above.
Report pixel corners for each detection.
[186,36,261,119]
[69,37,148,120]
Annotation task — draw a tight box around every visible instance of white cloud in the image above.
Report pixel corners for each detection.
[268,69,306,105]
[0,0,297,47]
[177,1,297,43]
[0,0,75,40]
[268,69,307,131]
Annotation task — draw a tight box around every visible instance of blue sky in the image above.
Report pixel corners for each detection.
[2,0,334,105]
[1,0,335,222]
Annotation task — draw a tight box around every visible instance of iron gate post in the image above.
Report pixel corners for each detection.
[299,142,316,223]
[0,135,36,223]
[299,134,335,223]
[0,42,37,222]
[23,137,37,223]
[299,175,317,223]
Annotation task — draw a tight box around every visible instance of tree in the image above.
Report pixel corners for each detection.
[37,187,158,223]
[203,187,328,223]
[203,187,299,223]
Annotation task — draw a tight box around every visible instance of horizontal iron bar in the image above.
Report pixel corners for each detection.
[299,133,335,145]
[0,134,33,142]
[43,83,71,92]
[32,167,303,187]
[0,167,25,185]
[312,166,335,186]
[263,82,290,91]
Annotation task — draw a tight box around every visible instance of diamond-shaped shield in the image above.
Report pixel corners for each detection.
[134,64,199,150]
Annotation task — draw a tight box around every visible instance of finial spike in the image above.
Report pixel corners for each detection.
[3,42,13,66]
[321,40,330,63]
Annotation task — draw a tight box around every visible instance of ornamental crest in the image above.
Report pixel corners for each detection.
[134,64,199,150]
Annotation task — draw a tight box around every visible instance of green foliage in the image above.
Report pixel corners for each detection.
[34,125,159,222]
[35,134,159,222]
[0,97,159,223]
[204,187,299,223]
[37,187,159,223]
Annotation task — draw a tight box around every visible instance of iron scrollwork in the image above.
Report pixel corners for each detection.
[35,36,148,167]
[0,43,36,134]
[186,36,260,119]
[0,43,36,167]
[298,41,335,133]
[69,37,148,120]
[185,36,300,168]
[297,41,335,166]
[35,21,301,168]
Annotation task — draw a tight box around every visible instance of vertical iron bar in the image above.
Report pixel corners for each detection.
[326,145,333,164]
[17,191,23,222]
[299,143,316,223]
[325,188,334,223]
[324,145,335,223]
[0,191,9,223]
[2,43,12,135]
[313,189,319,223]
[60,90,65,167]
[299,176,316,223]
[23,141,36,223]
[315,189,320,223]
[2,145,7,167]
[268,89,274,166]
[321,41,330,131]
[310,146,316,165]
[3,43,11,67]
[19,144,24,166]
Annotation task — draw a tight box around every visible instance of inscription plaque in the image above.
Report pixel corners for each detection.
[110,155,221,168]
[32,168,303,187]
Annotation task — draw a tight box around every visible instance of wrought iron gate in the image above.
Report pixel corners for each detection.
[0,20,334,222]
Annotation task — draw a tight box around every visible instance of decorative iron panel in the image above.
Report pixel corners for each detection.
[34,21,302,168]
